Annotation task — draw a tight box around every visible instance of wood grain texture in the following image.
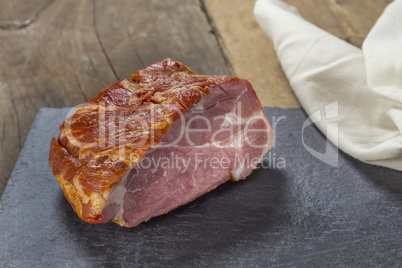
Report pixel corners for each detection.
[0,0,55,30]
[204,0,392,107]
[0,0,232,197]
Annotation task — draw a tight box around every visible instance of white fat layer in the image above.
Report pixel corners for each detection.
[106,172,129,224]
[231,166,244,180]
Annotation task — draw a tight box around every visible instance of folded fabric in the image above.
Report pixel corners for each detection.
[254,0,402,170]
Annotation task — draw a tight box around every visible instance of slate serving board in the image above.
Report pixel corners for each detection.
[0,107,401,267]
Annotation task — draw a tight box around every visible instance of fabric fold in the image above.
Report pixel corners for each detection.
[254,0,402,170]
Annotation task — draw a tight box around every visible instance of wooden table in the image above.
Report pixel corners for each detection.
[0,0,392,197]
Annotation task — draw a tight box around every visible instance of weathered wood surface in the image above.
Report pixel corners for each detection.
[0,0,232,197]
[0,0,392,197]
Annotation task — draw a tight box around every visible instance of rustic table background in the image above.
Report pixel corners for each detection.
[0,0,392,197]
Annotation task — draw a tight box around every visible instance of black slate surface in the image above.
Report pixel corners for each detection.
[0,107,401,267]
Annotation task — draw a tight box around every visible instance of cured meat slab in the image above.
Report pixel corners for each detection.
[49,59,273,227]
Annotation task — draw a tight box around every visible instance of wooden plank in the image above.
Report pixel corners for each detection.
[204,0,392,107]
[0,0,54,29]
[95,0,234,78]
[0,0,117,198]
[0,0,232,197]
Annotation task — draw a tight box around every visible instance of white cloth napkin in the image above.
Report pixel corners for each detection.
[254,0,402,170]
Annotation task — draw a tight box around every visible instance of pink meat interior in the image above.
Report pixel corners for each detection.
[102,80,273,227]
